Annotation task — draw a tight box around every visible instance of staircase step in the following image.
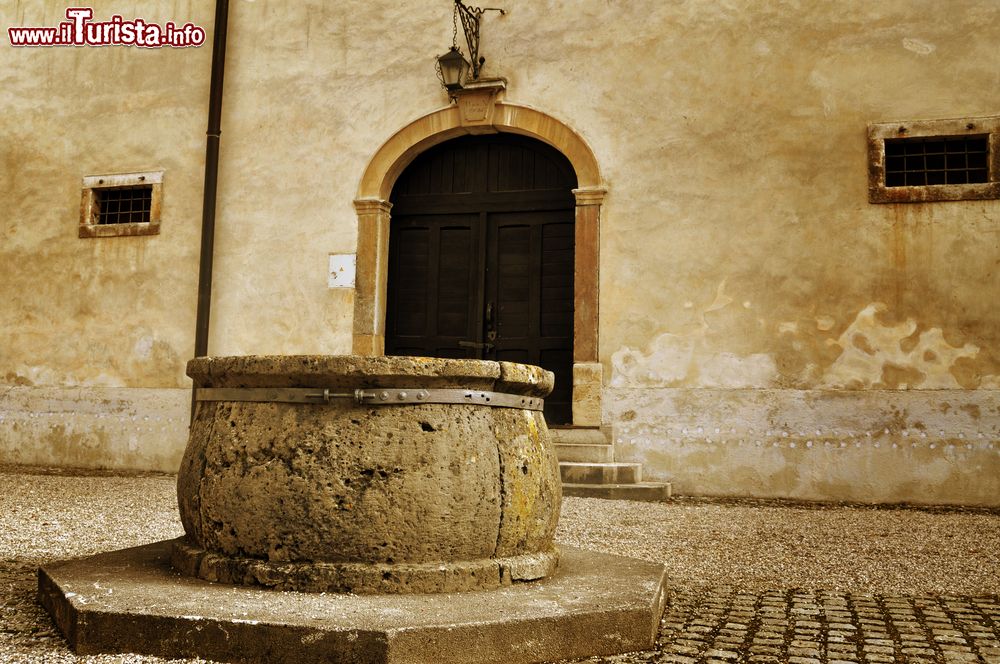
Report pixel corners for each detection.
[562,482,673,502]
[551,428,669,503]
[554,443,614,463]
[559,462,642,485]
[549,427,608,446]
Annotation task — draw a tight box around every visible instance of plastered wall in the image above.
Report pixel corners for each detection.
[0,0,211,469]
[2,1,999,501]
[572,2,1000,503]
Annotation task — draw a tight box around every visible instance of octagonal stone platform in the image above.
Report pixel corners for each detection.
[38,539,667,664]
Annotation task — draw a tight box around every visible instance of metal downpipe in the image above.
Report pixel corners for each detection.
[192,0,230,420]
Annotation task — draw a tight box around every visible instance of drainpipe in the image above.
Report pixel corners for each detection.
[192,0,230,419]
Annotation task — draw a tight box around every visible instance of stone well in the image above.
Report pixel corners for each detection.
[39,354,667,663]
[172,355,562,594]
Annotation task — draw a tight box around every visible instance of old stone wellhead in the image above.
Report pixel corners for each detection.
[173,355,562,594]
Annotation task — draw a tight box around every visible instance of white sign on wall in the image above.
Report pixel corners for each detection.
[328,253,356,288]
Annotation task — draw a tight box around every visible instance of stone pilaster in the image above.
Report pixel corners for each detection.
[352,198,392,356]
[571,186,607,426]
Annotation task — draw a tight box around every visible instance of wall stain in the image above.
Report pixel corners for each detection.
[3,373,33,386]
[960,404,982,420]
[611,279,779,388]
[821,303,978,389]
[613,297,994,390]
[891,205,907,311]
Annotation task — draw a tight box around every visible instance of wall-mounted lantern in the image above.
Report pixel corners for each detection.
[436,0,505,94]
[436,46,470,92]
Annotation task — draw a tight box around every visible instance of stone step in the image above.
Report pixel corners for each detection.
[559,462,642,485]
[550,427,670,503]
[549,427,608,446]
[562,482,673,502]
[554,443,614,463]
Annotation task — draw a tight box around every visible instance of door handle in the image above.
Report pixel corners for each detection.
[485,302,494,325]
[458,340,494,351]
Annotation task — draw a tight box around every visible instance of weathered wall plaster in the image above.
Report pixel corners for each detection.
[0,387,189,471]
[608,297,1000,502]
[820,303,980,390]
[611,300,997,392]
[1,1,213,470]
[611,281,781,389]
[608,388,1000,505]
[1,2,210,389]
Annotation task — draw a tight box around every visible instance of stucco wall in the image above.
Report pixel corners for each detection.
[3,1,999,499]
[205,2,454,357]
[0,0,211,469]
[564,2,1000,503]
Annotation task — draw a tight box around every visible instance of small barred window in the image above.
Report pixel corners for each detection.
[868,117,999,203]
[79,171,163,238]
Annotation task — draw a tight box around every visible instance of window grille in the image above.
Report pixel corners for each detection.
[884,135,989,187]
[94,186,153,225]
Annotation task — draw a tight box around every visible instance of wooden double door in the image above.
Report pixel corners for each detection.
[385,134,577,424]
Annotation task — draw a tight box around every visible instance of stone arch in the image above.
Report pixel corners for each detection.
[352,96,606,426]
[357,103,602,200]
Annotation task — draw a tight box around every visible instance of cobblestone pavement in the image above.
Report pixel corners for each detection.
[576,589,1000,664]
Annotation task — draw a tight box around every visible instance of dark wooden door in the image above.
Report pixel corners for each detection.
[385,134,577,424]
[383,214,483,359]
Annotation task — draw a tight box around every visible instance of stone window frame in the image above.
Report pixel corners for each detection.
[79,171,163,238]
[868,116,1000,204]
[353,92,605,427]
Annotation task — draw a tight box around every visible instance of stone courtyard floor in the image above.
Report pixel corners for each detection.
[2,465,999,663]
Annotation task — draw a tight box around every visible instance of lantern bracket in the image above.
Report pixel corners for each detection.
[454,0,505,81]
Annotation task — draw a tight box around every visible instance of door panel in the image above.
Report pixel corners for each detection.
[385,214,482,360]
[488,211,575,424]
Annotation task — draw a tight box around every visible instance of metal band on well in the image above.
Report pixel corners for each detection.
[194,387,544,412]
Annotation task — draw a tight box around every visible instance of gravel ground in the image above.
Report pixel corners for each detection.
[2,466,999,663]
[556,497,1000,596]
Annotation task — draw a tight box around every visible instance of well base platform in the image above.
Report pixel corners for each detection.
[38,539,667,664]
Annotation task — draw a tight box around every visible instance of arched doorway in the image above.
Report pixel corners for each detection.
[384,133,578,424]
[353,100,606,429]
